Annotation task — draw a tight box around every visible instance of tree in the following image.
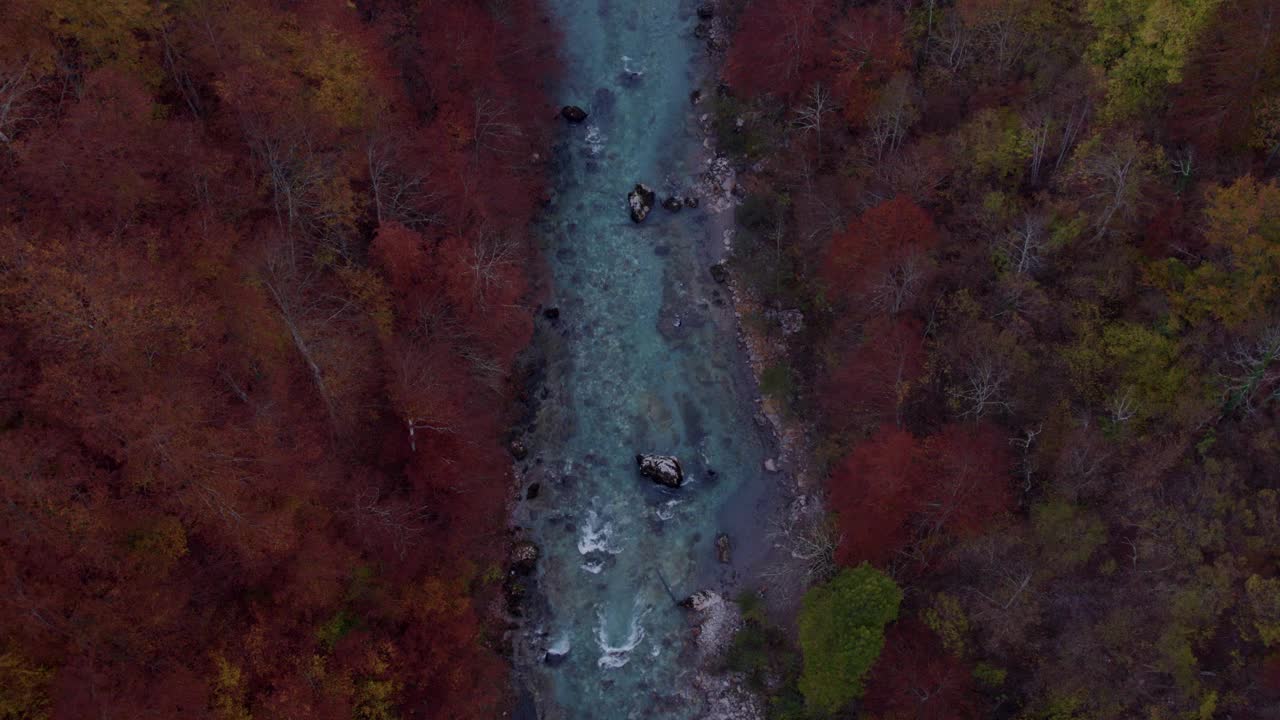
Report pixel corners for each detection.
[798,564,902,715]
[723,0,836,99]
[1085,0,1223,119]
[1150,176,1280,328]
[830,6,908,126]
[828,426,927,566]
[823,195,939,315]
[921,423,1012,540]
[821,316,925,431]
[863,620,979,720]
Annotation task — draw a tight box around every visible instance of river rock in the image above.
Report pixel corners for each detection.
[525,482,540,500]
[543,306,561,320]
[636,453,684,488]
[709,263,728,284]
[697,3,715,19]
[628,183,656,223]
[684,196,699,208]
[561,105,588,123]
[681,590,740,660]
[544,637,571,666]
[662,196,683,212]
[764,458,779,473]
[715,533,732,564]
[510,540,540,574]
[510,440,529,460]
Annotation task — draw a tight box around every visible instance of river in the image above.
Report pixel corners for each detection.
[510,1,784,718]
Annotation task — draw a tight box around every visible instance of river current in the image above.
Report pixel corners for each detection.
[512,2,780,718]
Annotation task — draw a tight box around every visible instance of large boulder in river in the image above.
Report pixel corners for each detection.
[628,184,656,223]
[510,540,540,574]
[636,454,684,488]
[561,105,588,123]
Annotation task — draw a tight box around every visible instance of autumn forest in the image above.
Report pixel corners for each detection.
[2,0,1280,719]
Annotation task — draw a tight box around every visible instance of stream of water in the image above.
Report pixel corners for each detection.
[511,2,782,718]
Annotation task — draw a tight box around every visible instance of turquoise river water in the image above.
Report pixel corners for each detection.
[511,1,783,718]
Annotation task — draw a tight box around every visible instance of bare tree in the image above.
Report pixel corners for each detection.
[1000,213,1049,275]
[466,229,520,302]
[929,10,973,77]
[472,94,523,157]
[251,128,339,236]
[0,60,40,145]
[1053,101,1089,174]
[1074,135,1153,241]
[1009,425,1041,493]
[1024,111,1051,185]
[366,135,444,229]
[793,83,835,147]
[870,252,927,314]
[352,486,432,558]
[1220,326,1280,415]
[1108,386,1139,424]
[1168,145,1195,190]
[869,73,917,159]
[763,497,838,591]
[952,355,1011,419]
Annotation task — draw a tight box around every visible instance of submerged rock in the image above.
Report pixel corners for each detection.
[697,3,715,20]
[636,453,684,488]
[715,533,732,564]
[684,196,699,208]
[561,105,588,123]
[628,183,656,223]
[525,482,540,500]
[662,196,683,212]
[510,440,529,460]
[709,263,728,284]
[543,306,561,320]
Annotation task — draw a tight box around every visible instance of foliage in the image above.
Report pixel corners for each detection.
[1086,0,1223,119]
[797,564,902,715]
[0,649,51,720]
[1032,500,1107,573]
[0,0,554,716]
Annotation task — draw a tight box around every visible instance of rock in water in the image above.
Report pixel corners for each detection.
[510,540,540,574]
[662,196,683,212]
[684,196,700,208]
[715,533,732,564]
[628,183,656,223]
[697,3,715,20]
[561,105,588,123]
[636,453,684,488]
[510,440,529,460]
[709,263,728,284]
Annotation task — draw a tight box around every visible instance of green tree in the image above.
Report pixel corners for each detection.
[1086,0,1223,119]
[797,564,902,715]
